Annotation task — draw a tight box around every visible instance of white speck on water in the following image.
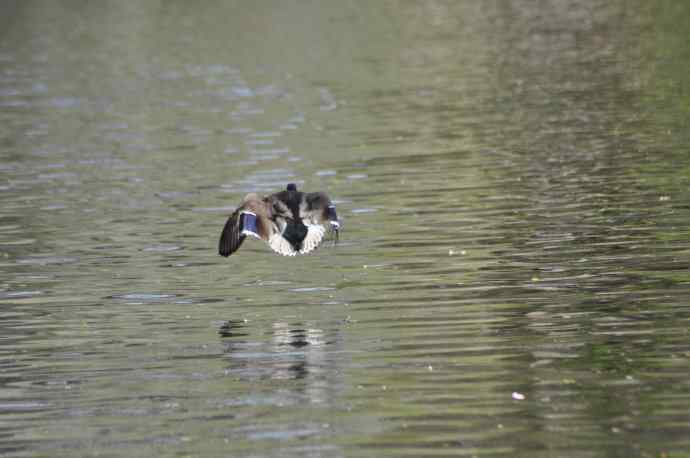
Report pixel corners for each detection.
[512,392,526,400]
[142,245,182,252]
[289,287,335,293]
[231,86,254,97]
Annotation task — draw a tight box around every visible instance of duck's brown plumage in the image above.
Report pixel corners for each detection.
[218,184,339,257]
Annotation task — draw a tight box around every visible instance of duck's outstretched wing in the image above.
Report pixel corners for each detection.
[268,233,298,256]
[218,209,245,257]
[303,192,340,234]
[265,224,325,256]
[299,224,326,254]
[218,194,271,257]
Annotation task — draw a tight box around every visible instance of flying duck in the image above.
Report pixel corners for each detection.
[218,183,340,257]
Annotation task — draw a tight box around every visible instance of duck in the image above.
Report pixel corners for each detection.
[218,183,340,257]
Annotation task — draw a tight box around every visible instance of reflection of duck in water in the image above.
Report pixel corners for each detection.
[218,320,328,381]
[219,320,346,407]
[271,321,325,349]
[218,184,340,257]
[272,322,326,380]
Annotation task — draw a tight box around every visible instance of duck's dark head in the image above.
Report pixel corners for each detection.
[286,183,297,192]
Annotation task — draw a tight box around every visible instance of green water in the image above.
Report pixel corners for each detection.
[1,1,689,457]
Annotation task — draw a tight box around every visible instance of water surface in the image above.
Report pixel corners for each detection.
[1,1,690,457]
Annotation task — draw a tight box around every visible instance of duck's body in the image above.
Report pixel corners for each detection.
[218,184,339,257]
